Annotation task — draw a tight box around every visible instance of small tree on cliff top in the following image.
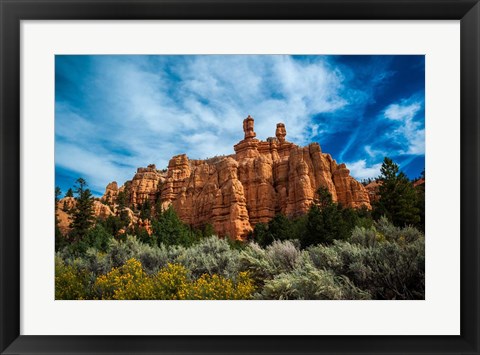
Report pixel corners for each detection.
[65,188,74,198]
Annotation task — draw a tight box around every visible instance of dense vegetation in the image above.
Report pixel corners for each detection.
[55,157,425,300]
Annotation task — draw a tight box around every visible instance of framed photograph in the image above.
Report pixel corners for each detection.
[1,0,479,354]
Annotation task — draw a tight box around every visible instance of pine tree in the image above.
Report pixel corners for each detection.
[152,205,194,247]
[139,199,151,220]
[253,222,274,247]
[116,190,128,209]
[301,187,353,248]
[65,188,74,198]
[373,157,420,228]
[69,178,95,241]
[115,189,131,228]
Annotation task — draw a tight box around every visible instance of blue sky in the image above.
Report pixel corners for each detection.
[55,55,425,196]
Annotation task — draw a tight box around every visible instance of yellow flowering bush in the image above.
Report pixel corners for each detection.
[151,263,190,299]
[95,258,155,300]
[94,259,255,300]
[150,263,254,300]
[186,272,254,300]
[55,257,89,300]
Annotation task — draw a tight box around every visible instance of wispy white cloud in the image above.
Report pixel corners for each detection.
[384,102,421,121]
[338,127,360,162]
[55,143,136,193]
[383,98,425,155]
[345,160,383,180]
[364,145,387,159]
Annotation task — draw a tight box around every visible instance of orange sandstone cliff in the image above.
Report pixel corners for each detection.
[102,116,371,239]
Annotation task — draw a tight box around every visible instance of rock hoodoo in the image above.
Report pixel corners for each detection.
[102,116,371,239]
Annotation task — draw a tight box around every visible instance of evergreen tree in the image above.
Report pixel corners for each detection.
[104,191,112,205]
[134,223,153,245]
[139,199,151,220]
[253,213,307,247]
[84,224,112,252]
[201,223,216,238]
[191,223,217,241]
[301,187,352,248]
[253,222,273,247]
[99,215,124,237]
[373,157,420,228]
[116,189,128,209]
[266,214,293,242]
[65,188,74,198]
[151,205,194,247]
[69,178,95,241]
[154,194,163,219]
[115,189,131,228]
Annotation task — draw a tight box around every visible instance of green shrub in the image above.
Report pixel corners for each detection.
[349,226,380,247]
[259,255,370,300]
[107,235,176,274]
[78,248,113,276]
[307,222,425,300]
[239,240,301,286]
[136,243,171,275]
[375,216,423,244]
[174,236,241,279]
[108,235,143,268]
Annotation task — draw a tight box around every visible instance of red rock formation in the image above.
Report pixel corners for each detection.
[413,178,425,188]
[332,163,371,209]
[58,196,76,212]
[56,197,76,235]
[56,209,72,236]
[56,198,115,235]
[365,180,382,203]
[93,200,115,219]
[104,116,372,239]
[129,164,167,207]
[101,181,119,204]
[137,218,153,235]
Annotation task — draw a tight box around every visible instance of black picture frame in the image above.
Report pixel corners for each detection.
[1,1,479,354]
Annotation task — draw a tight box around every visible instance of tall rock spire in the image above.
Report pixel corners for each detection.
[242,115,256,139]
[275,123,286,143]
